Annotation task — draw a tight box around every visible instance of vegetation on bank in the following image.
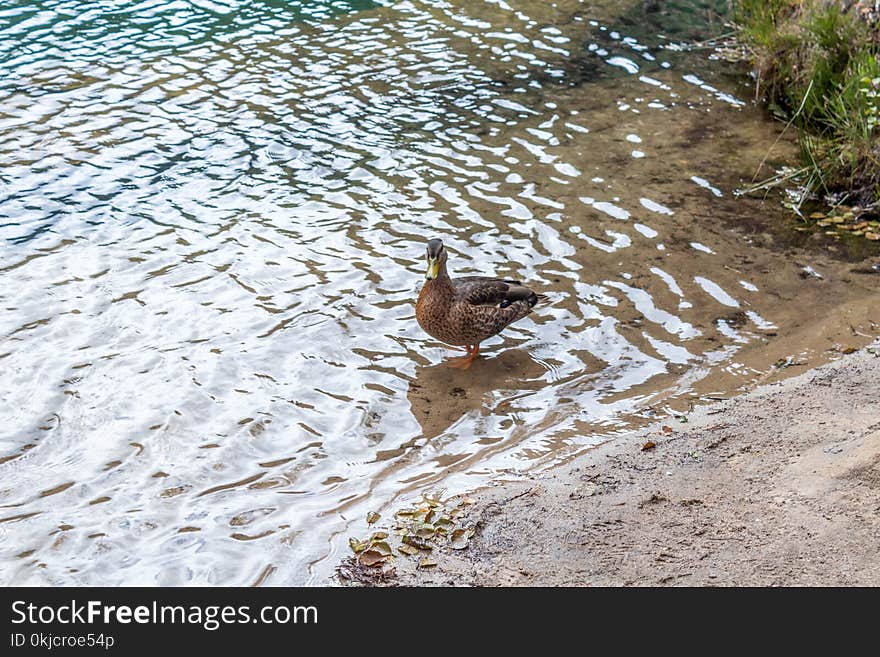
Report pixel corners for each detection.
[732,0,880,239]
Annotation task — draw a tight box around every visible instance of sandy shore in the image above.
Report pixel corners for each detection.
[343,343,880,586]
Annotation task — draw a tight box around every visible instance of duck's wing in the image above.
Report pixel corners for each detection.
[453,276,541,309]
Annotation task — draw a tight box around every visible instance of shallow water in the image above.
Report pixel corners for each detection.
[1,0,878,585]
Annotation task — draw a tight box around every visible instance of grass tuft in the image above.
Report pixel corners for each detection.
[733,0,880,218]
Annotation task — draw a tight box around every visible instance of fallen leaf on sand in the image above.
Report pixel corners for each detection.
[661,425,673,435]
[366,511,380,525]
[416,526,436,539]
[418,557,438,569]
[358,549,390,567]
[402,534,433,551]
[642,441,656,451]
[450,528,475,550]
[349,537,369,553]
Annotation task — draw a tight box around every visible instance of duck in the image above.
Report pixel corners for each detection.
[415,238,545,369]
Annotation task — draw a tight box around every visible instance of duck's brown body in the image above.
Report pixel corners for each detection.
[415,240,543,367]
[416,276,541,346]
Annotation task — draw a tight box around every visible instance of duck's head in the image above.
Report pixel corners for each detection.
[424,238,447,280]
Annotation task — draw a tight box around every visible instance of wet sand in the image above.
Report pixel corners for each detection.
[344,339,880,586]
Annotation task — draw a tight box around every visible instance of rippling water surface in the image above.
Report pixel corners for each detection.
[2,0,878,585]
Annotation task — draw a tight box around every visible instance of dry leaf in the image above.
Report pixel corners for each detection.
[642,441,656,451]
[402,534,433,551]
[416,526,436,539]
[349,537,369,553]
[358,549,389,567]
[450,528,474,550]
[366,511,380,525]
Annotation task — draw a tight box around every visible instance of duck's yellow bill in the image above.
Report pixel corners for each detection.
[425,258,440,280]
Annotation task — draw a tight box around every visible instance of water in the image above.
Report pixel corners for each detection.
[1,0,878,585]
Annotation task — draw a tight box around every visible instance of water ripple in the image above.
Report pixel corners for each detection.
[1,0,877,585]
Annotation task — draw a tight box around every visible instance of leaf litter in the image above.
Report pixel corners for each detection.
[344,493,478,574]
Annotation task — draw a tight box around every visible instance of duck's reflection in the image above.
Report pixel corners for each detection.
[406,348,546,442]
[338,349,547,518]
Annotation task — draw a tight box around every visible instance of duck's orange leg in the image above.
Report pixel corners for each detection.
[448,343,480,369]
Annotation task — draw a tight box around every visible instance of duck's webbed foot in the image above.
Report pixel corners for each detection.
[447,344,480,369]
